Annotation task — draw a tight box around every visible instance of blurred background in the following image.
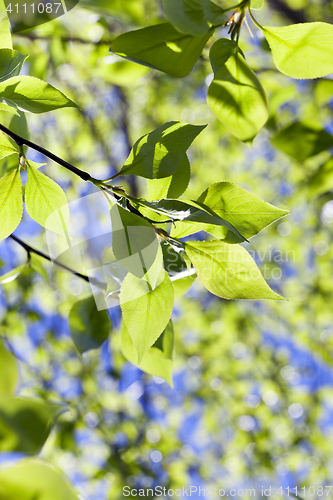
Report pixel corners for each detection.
[1,0,333,498]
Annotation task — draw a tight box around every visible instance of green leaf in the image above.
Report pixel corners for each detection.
[173,181,289,241]
[308,158,333,197]
[0,76,78,113]
[137,198,246,241]
[0,49,27,83]
[271,122,333,161]
[184,240,284,300]
[0,168,22,241]
[0,339,18,397]
[120,269,174,362]
[0,397,60,454]
[111,22,212,78]
[251,0,264,9]
[0,130,18,159]
[0,262,28,284]
[0,460,79,500]
[0,102,19,114]
[110,205,161,279]
[99,59,150,86]
[207,39,269,142]
[172,272,197,299]
[25,162,70,235]
[161,241,188,276]
[121,320,174,386]
[69,295,111,354]
[262,22,333,79]
[0,15,12,49]
[162,0,225,36]
[118,122,205,179]
[147,154,191,200]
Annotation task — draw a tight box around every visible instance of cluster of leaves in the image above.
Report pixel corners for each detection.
[1,0,333,497]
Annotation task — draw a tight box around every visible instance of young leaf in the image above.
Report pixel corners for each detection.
[0,76,78,113]
[137,198,246,241]
[0,262,28,284]
[121,320,174,386]
[0,339,18,397]
[251,0,264,9]
[172,272,197,299]
[262,22,333,79]
[25,162,70,235]
[0,168,22,241]
[271,122,333,161]
[0,130,18,159]
[110,205,161,278]
[147,154,191,200]
[0,102,19,114]
[120,269,174,362]
[0,15,12,49]
[0,49,27,83]
[207,39,269,142]
[185,240,284,300]
[162,0,225,36]
[111,22,212,78]
[178,181,289,241]
[0,397,60,454]
[117,122,206,179]
[69,295,111,354]
[0,460,79,500]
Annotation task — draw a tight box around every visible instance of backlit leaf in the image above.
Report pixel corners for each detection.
[207,38,269,142]
[25,162,70,235]
[0,168,22,240]
[162,0,225,36]
[0,460,79,500]
[147,154,191,200]
[121,320,174,385]
[263,22,333,79]
[112,22,212,78]
[117,122,205,179]
[0,49,27,83]
[0,76,78,113]
[120,269,174,362]
[185,240,284,300]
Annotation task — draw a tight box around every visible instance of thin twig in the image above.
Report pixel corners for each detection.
[13,33,113,45]
[0,123,92,182]
[9,234,107,290]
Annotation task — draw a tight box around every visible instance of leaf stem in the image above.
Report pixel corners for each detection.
[9,234,107,290]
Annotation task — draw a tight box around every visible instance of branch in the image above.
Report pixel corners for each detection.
[9,234,107,290]
[13,33,113,45]
[0,123,92,182]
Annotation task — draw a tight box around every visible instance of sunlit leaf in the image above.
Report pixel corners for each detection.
[120,269,174,362]
[263,22,333,79]
[251,0,264,9]
[0,168,22,240]
[0,460,79,500]
[0,49,27,83]
[147,154,191,200]
[0,76,78,113]
[162,0,225,36]
[0,15,12,49]
[185,240,284,300]
[207,39,269,142]
[110,205,160,279]
[117,122,205,179]
[112,22,212,77]
[121,320,174,385]
[0,130,18,159]
[25,162,70,235]
[308,158,333,197]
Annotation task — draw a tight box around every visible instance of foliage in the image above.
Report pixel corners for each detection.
[0,0,333,497]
